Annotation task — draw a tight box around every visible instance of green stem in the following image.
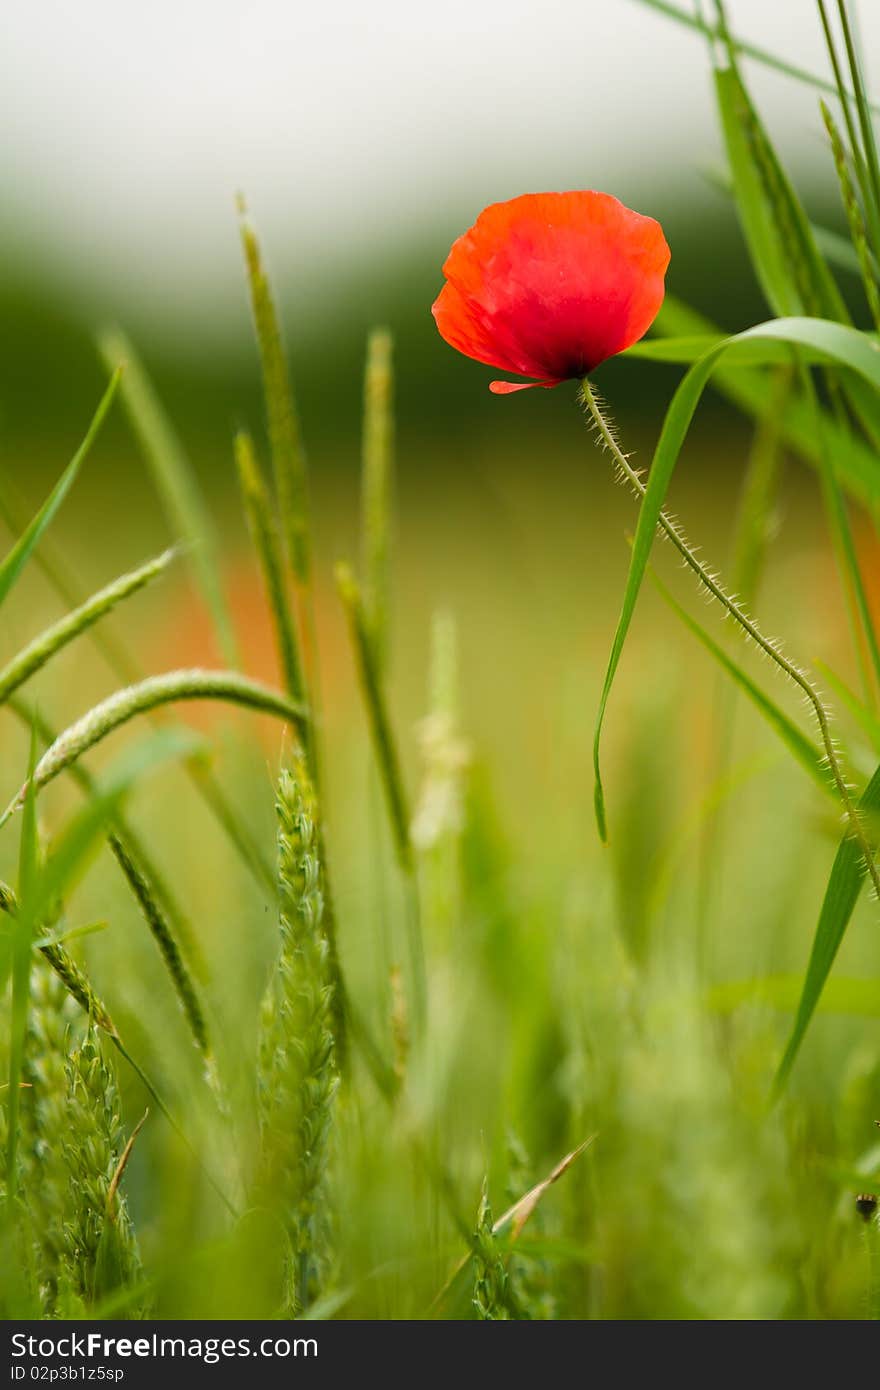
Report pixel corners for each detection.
[580,378,880,904]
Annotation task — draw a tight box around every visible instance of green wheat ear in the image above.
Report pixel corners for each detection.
[472,1175,519,1321]
[59,1031,143,1314]
[20,961,82,1313]
[255,757,338,1316]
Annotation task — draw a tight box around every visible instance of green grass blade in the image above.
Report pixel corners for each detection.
[361,328,395,674]
[108,836,209,1060]
[822,100,880,331]
[649,296,880,505]
[773,759,880,1095]
[713,61,848,321]
[234,429,304,702]
[649,570,829,796]
[0,548,176,708]
[0,371,120,611]
[835,0,880,246]
[817,0,880,259]
[238,202,311,588]
[630,0,880,114]
[702,163,876,279]
[593,314,880,839]
[97,328,237,667]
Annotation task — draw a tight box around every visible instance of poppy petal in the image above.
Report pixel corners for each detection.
[489,378,565,395]
[433,191,670,391]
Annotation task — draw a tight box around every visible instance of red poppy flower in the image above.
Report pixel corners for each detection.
[432,191,670,393]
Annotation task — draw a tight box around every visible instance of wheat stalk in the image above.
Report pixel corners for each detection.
[256,758,338,1314]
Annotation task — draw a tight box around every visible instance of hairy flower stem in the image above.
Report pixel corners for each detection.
[580,378,880,902]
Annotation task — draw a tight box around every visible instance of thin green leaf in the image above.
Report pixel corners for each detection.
[0,371,120,610]
[630,0,880,115]
[0,548,176,708]
[713,60,849,321]
[821,100,880,331]
[650,296,880,505]
[835,0,880,246]
[773,759,880,1095]
[238,201,311,587]
[97,328,238,667]
[817,0,880,261]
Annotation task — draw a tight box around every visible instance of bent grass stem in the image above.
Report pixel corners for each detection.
[579,377,880,903]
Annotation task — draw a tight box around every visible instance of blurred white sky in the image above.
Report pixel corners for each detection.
[3,0,878,343]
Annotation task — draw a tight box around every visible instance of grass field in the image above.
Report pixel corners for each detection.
[2,0,880,1321]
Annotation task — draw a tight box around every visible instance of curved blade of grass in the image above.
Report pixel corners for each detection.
[630,0,880,114]
[98,328,237,667]
[0,371,120,610]
[3,669,307,821]
[593,314,880,840]
[773,759,880,1096]
[649,569,829,795]
[650,297,880,505]
[0,547,176,708]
